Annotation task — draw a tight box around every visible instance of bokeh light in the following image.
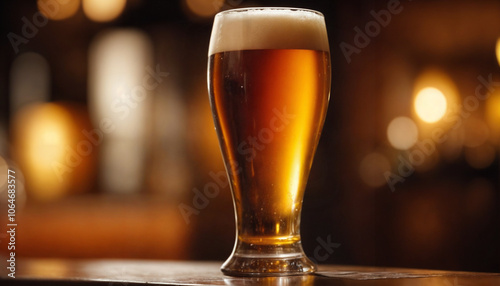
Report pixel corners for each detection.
[88,29,152,138]
[414,87,447,123]
[496,37,500,67]
[88,29,153,193]
[387,116,419,150]
[184,0,224,18]
[83,0,126,22]
[486,90,500,143]
[412,69,459,133]
[37,0,80,21]
[12,104,72,200]
[11,103,96,201]
[359,152,391,188]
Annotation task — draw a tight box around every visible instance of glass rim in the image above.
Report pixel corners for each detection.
[215,7,325,18]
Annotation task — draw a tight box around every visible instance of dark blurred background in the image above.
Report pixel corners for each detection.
[0,0,499,274]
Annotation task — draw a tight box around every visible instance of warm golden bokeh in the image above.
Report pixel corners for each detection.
[496,37,500,66]
[387,116,419,150]
[11,103,96,201]
[411,69,460,134]
[83,0,126,22]
[414,87,447,123]
[486,90,500,142]
[37,0,80,21]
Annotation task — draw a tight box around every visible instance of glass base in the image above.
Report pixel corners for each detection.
[221,240,317,276]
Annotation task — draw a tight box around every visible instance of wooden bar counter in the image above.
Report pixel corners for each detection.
[2,259,499,285]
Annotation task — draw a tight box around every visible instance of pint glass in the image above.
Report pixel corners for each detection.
[208,7,331,276]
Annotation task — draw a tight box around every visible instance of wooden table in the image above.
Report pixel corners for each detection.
[3,259,500,285]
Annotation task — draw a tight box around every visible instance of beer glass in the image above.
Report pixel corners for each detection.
[208,7,330,276]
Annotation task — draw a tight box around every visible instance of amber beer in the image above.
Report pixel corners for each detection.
[208,8,330,276]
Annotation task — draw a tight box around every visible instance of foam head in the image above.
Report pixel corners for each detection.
[208,8,329,55]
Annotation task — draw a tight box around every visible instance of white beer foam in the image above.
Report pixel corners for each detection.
[209,8,329,55]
